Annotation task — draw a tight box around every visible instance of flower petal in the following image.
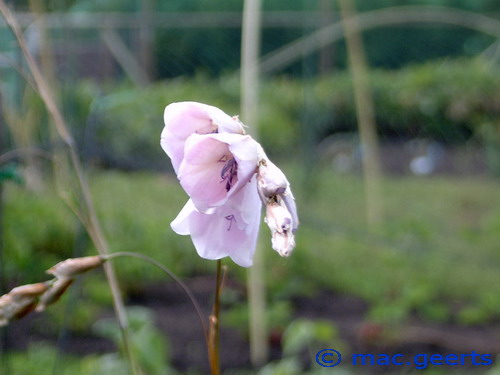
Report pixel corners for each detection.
[177,135,231,211]
[161,102,244,173]
[177,133,260,212]
[170,181,261,268]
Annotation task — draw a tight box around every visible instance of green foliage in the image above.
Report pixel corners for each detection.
[315,58,500,143]
[6,343,87,375]
[282,319,342,357]
[279,168,500,325]
[77,58,499,170]
[85,75,240,169]
[5,165,499,330]
[224,299,294,335]
[7,0,500,79]
[5,307,175,375]
[0,163,23,184]
[156,1,493,75]
[3,164,500,374]
[93,306,176,375]
[255,318,348,375]
[41,275,112,333]
[7,59,497,170]
[6,342,133,375]
[3,184,76,284]
[478,121,500,176]
[258,358,303,375]
[89,171,213,283]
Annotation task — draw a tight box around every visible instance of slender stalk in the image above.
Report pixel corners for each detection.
[0,148,52,165]
[240,0,261,139]
[338,0,383,228]
[208,259,223,375]
[0,92,9,375]
[104,251,208,344]
[0,3,140,374]
[0,53,37,91]
[240,0,268,367]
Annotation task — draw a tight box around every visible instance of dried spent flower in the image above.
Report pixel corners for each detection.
[9,283,49,298]
[257,156,298,257]
[36,278,74,312]
[0,283,49,326]
[264,201,296,257]
[0,294,14,326]
[257,158,299,233]
[47,255,105,279]
[256,159,288,198]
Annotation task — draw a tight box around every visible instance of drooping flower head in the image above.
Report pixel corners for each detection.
[161,101,298,267]
[257,158,298,257]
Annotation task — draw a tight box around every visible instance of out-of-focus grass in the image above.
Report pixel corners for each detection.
[284,166,500,325]
[3,166,500,326]
[6,306,175,375]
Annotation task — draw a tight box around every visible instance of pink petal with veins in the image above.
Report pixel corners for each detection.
[177,133,261,212]
[161,102,244,173]
[171,176,261,267]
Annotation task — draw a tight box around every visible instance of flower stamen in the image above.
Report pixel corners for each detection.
[220,158,238,192]
[225,214,236,231]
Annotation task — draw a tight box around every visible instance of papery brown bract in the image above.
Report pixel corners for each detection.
[47,255,104,279]
[36,278,74,312]
[0,283,49,325]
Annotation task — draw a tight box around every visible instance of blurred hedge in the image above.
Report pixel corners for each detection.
[31,58,500,171]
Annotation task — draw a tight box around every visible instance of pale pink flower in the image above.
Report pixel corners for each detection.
[161,101,298,267]
[172,132,263,266]
[161,102,244,173]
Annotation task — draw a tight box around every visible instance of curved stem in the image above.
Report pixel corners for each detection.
[104,252,208,345]
[0,52,38,92]
[0,147,52,165]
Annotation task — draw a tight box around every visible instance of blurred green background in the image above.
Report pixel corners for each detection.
[1,0,499,374]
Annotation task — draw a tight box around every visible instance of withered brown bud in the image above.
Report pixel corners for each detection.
[0,294,14,326]
[36,278,74,312]
[47,256,105,279]
[10,283,49,298]
[0,283,49,326]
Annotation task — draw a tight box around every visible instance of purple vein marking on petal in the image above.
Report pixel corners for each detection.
[220,158,238,192]
[225,214,236,231]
